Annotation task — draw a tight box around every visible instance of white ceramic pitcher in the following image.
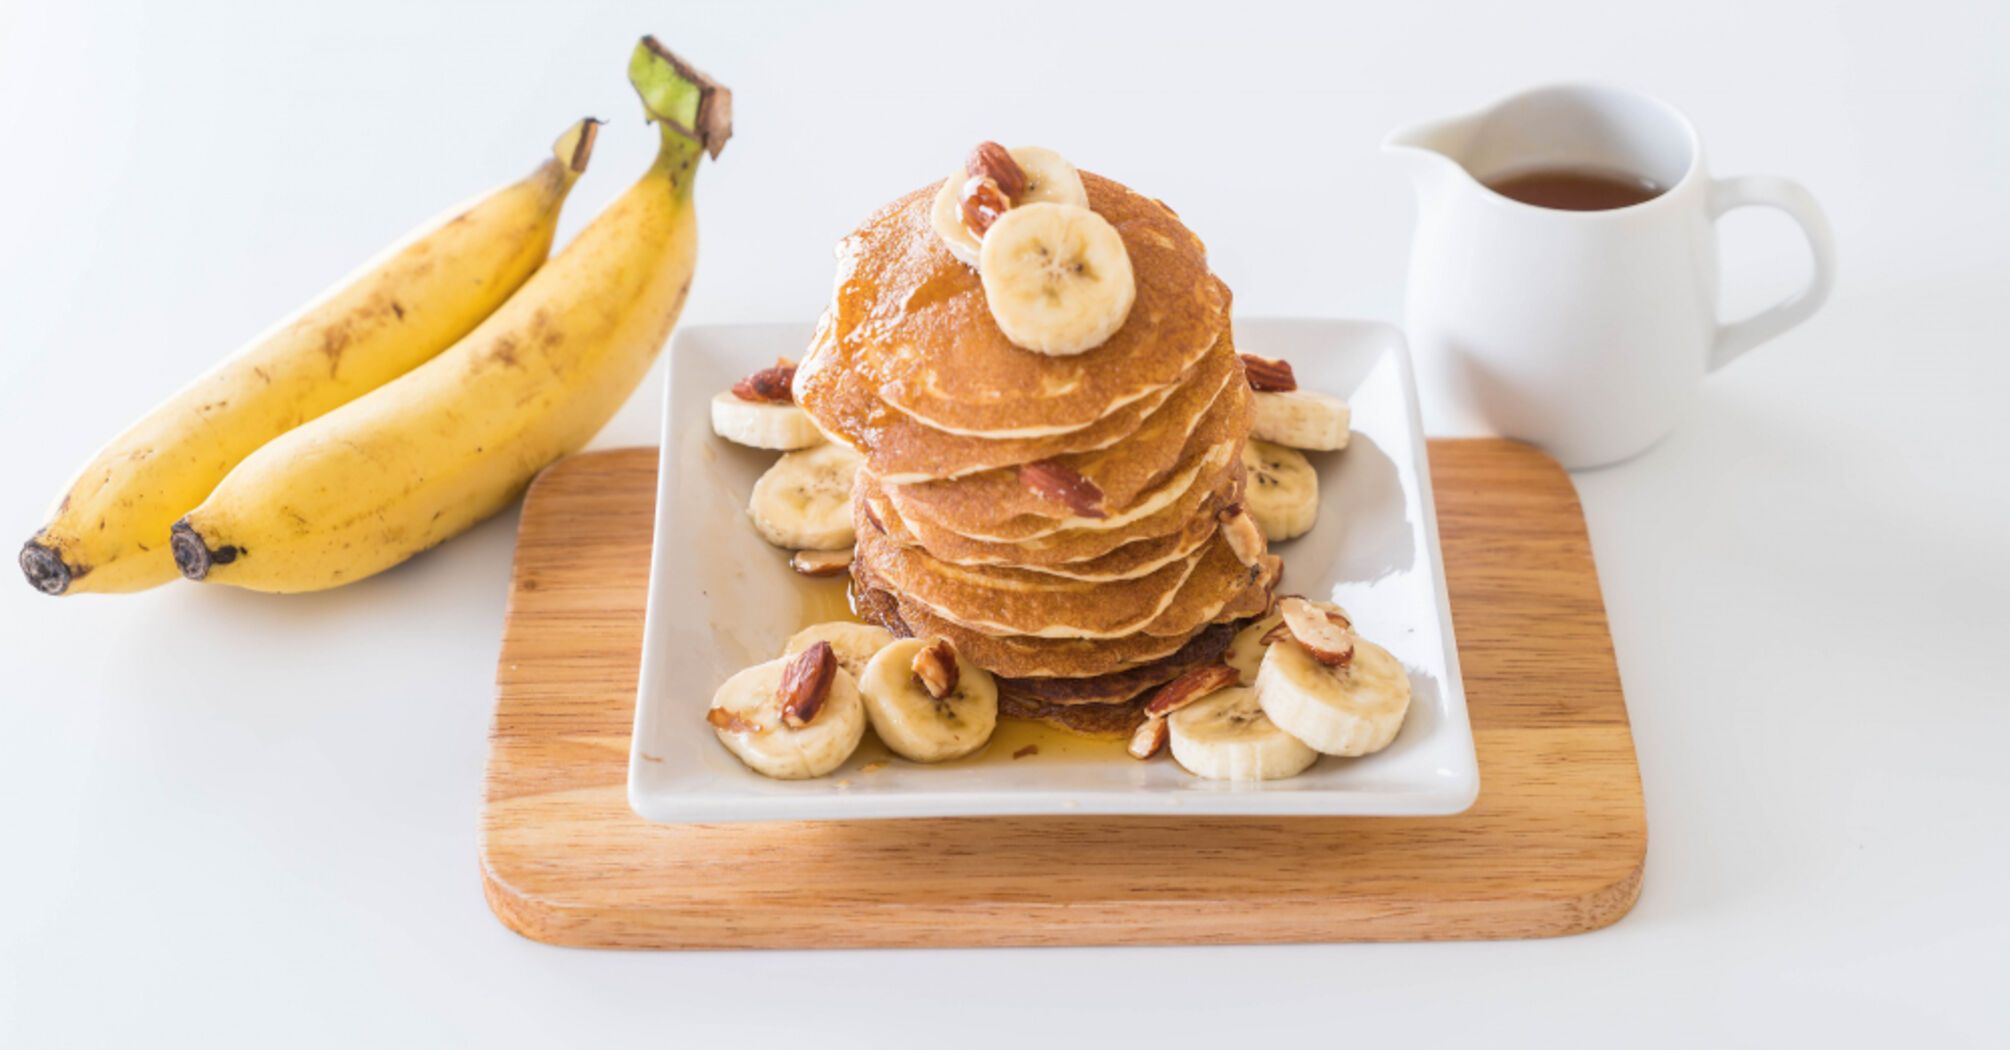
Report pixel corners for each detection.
[1386,83,1836,469]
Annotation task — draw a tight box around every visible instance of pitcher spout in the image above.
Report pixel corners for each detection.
[1382,112,1479,193]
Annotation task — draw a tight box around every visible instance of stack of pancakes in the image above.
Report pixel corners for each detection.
[795,171,1277,737]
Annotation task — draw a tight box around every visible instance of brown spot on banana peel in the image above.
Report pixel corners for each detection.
[486,336,521,368]
[169,520,242,581]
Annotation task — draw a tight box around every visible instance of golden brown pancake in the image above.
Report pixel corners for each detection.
[883,345,1245,527]
[997,693,1147,738]
[852,562,1276,680]
[794,315,1217,483]
[856,525,1272,640]
[996,623,1235,706]
[862,456,1243,568]
[796,172,1225,438]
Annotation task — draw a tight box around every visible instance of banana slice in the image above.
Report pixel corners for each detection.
[1241,439,1319,542]
[748,442,861,550]
[1252,389,1351,451]
[1006,146,1089,208]
[929,146,1089,268]
[1254,631,1412,757]
[980,203,1135,356]
[711,391,824,450]
[707,651,867,780]
[1225,598,1348,684]
[856,637,999,762]
[1167,685,1318,781]
[929,169,987,268]
[785,621,894,680]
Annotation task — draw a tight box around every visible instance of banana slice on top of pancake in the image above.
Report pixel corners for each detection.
[980,202,1136,357]
[748,442,862,550]
[929,143,1089,268]
[857,637,999,762]
[1241,439,1319,542]
[1252,597,1412,756]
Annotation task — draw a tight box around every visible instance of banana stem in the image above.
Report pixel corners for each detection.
[552,117,603,178]
[629,36,732,166]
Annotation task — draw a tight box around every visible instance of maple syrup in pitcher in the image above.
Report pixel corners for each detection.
[1484,165,1666,211]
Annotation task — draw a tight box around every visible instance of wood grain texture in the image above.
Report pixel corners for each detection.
[480,441,1644,949]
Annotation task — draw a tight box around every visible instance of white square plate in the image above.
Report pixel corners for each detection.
[629,320,1476,822]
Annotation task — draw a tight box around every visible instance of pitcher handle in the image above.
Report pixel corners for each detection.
[1708,175,1837,371]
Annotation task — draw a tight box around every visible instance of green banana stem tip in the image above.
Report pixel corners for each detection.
[629,36,733,159]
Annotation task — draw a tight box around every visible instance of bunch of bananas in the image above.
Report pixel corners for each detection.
[19,37,728,596]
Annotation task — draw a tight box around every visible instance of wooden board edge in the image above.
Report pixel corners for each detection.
[476,831,1649,950]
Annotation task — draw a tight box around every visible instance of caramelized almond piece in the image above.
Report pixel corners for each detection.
[732,358,796,403]
[1017,460,1107,518]
[911,638,960,700]
[789,547,852,577]
[1278,596,1355,667]
[1128,663,1239,761]
[1127,717,1169,760]
[966,141,1028,201]
[1240,354,1297,393]
[1143,663,1241,718]
[960,176,1011,236]
[777,641,837,727]
[706,707,760,734]
[1217,503,1267,566]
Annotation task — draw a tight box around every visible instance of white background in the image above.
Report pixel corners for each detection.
[2,0,2006,1045]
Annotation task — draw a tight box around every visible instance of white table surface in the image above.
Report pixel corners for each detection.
[3,0,2005,1045]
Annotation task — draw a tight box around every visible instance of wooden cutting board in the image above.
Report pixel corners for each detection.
[481,441,1644,949]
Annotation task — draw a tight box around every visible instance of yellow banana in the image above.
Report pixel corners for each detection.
[170,39,730,593]
[20,117,600,595]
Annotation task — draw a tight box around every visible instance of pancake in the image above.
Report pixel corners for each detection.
[883,344,1244,527]
[996,623,1235,706]
[796,172,1224,438]
[862,457,1242,568]
[997,692,1146,738]
[852,575,1203,678]
[857,525,1271,640]
[852,560,1276,679]
[882,501,1219,584]
[794,314,1203,483]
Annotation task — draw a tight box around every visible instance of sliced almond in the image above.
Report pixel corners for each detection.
[1278,596,1355,667]
[732,358,796,404]
[777,641,837,727]
[1240,354,1298,393]
[911,638,960,700]
[790,548,852,577]
[1017,459,1107,518]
